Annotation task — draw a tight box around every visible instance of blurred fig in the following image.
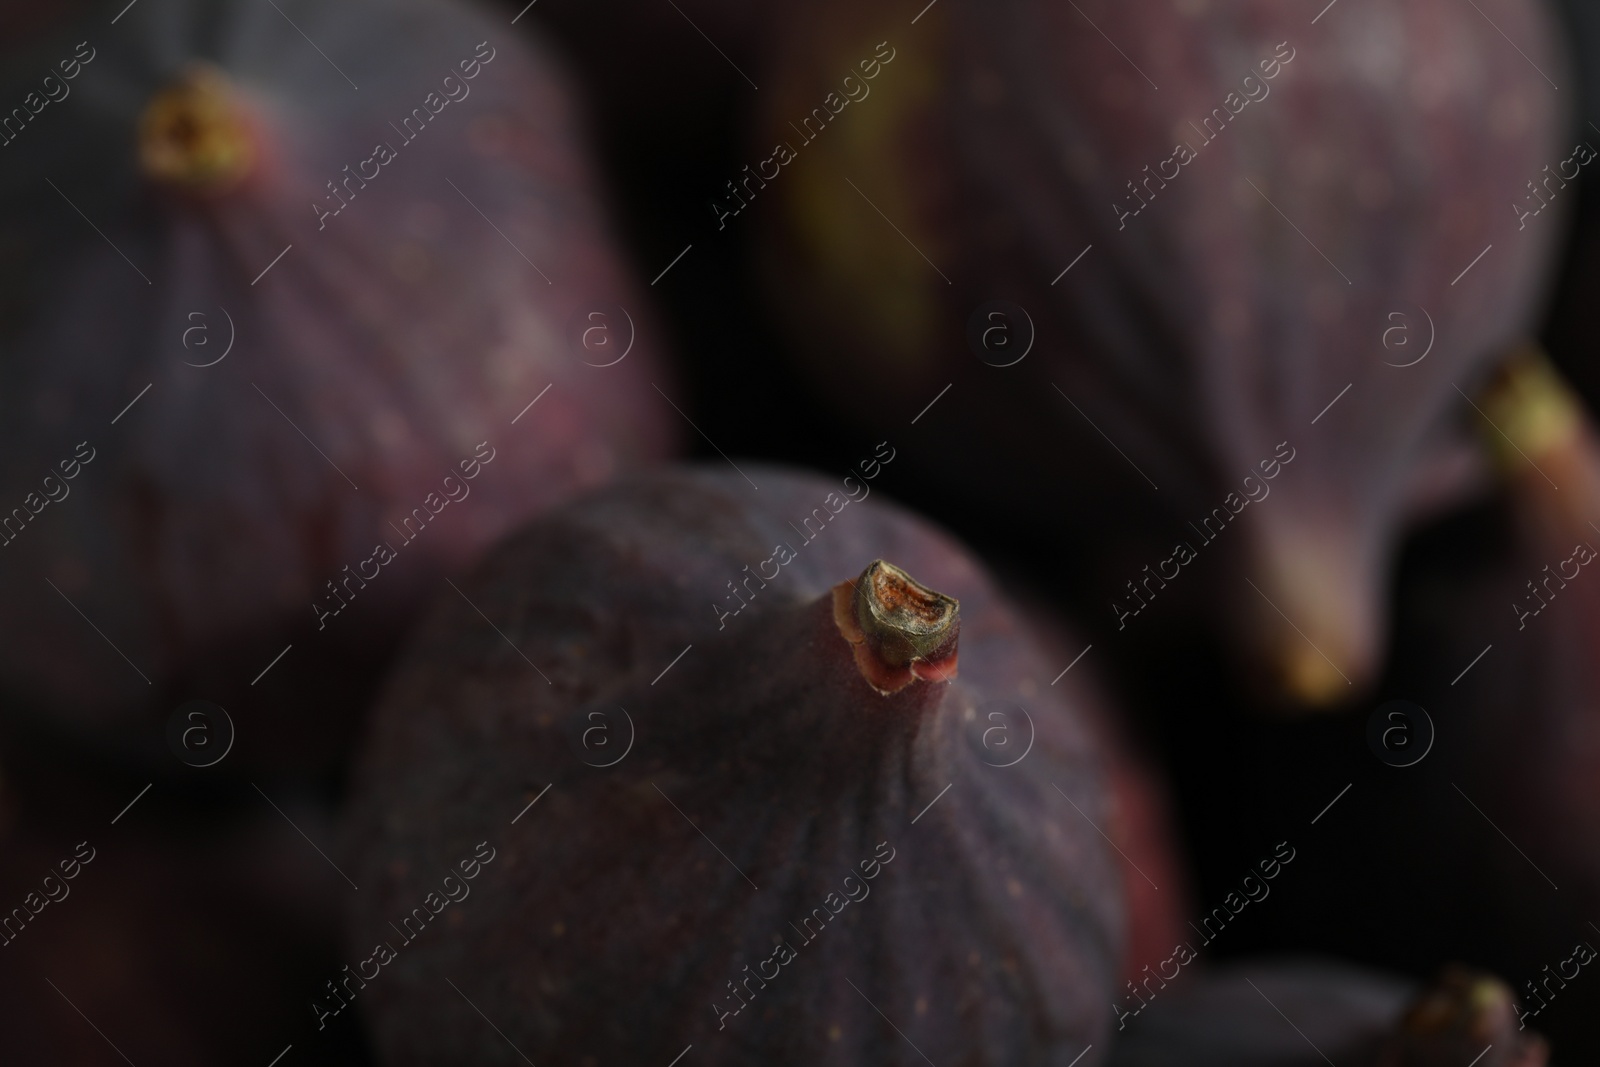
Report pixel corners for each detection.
[1376,348,1600,1055]
[346,464,1124,1066]
[0,0,677,773]
[756,0,1566,706]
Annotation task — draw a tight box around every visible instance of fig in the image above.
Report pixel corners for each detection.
[1106,961,1547,1067]
[1370,348,1600,1055]
[755,0,1566,705]
[345,464,1125,1065]
[0,0,676,771]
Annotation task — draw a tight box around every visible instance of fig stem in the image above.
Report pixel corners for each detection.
[832,559,959,694]
[1478,343,1582,468]
[138,64,257,192]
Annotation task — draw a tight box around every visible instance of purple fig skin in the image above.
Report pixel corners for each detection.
[344,464,1123,1067]
[758,0,1567,707]
[0,0,677,769]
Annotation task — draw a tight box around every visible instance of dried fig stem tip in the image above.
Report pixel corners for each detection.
[832,559,960,695]
[138,64,257,192]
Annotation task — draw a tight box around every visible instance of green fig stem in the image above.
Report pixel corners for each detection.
[831,559,959,695]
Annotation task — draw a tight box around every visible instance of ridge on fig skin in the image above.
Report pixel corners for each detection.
[832,559,960,694]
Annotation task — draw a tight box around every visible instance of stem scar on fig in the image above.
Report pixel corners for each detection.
[138,63,257,192]
[832,559,960,694]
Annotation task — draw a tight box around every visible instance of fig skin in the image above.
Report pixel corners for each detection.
[345,464,1124,1066]
[0,0,677,771]
[755,0,1567,706]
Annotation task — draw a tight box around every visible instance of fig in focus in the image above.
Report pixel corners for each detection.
[345,464,1124,1065]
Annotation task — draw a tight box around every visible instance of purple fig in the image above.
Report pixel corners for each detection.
[345,464,1124,1065]
[0,0,677,771]
[755,0,1567,706]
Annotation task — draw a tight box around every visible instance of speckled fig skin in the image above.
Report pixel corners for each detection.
[757,0,1566,707]
[0,0,676,770]
[345,465,1122,1066]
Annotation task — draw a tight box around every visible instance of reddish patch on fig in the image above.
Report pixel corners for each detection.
[831,559,959,694]
[138,65,257,192]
